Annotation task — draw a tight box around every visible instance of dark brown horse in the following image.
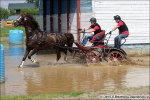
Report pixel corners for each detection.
[13,13,74,67]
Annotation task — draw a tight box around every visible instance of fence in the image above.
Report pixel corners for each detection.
[0,20,13,27]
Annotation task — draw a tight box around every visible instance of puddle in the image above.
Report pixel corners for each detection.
[0,45,149,96]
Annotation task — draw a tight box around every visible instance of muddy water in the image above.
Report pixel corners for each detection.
[0,45,149,96]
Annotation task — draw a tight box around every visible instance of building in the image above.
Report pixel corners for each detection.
[0,0,26,9]
[39,0,149,45]
[8,3,36,14]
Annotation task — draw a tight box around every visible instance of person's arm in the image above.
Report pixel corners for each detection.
[111,25,119,32]
[85,29,95,33]
[85,27,90,30]
[109,21,123,34]
[82,26,92,31]
[85,25,100,33]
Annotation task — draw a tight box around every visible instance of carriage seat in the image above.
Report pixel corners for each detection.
[89,30,105,46]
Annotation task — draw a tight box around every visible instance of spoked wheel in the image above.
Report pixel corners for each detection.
[71,50,87,64]
[107,51,125,61]
[86,50,103,64]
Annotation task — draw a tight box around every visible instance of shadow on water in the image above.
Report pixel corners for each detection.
[0,44,24,96]
[24,64,40,68]
[21,65,149,95]
[23,66,127,95]
[5,44,24,56]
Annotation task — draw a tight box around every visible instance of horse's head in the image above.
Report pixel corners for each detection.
[13,12,34,27]
[13,13,29,27]
[13,12,40,31]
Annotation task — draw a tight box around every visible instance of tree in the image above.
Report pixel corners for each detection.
[20,8,39,15]
[0,7,10,20]
[10,9,16,15]
[26,0,39,8]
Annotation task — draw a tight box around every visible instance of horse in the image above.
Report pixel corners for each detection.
[13,13,74,68]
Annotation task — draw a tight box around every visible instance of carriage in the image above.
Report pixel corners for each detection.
[72,30,127,64]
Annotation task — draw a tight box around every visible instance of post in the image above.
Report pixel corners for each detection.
[50,0,54,32]
[0,44,5,84]
[67,0,70,33]
[77,0,80,42]
[43,0,46,31]
[1,19,4,28]
[58,0,61,33]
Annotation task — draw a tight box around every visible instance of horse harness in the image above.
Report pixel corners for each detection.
[42,31,47,42]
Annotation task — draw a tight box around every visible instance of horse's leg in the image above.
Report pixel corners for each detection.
[66,43,74,57]
[63,49,67,61]
[56,49,61,62]
[19,48,31,68]
[28,49,39,63]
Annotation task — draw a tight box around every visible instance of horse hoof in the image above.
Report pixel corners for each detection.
[35,60,39,64]
[18,66,23,68]
[18,65,23,68]
[16,67,23,71]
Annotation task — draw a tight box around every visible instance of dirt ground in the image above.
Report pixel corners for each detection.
[57,86,149,100]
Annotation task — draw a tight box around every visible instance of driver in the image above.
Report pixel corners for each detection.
[80,17,103,46]
[109,15,129,48]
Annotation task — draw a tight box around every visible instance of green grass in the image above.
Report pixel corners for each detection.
[0,19,39,37]
[64,92,89,96]
[1,92,90,100]
[121,86,149,91]
[0,39,9,43]
[1,94,62,100]
[0,26,25,37]
[1,86,149,100]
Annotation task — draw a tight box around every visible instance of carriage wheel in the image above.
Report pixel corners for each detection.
[107,51,125,61]
[86,50,103,64]
[71,50,87,64]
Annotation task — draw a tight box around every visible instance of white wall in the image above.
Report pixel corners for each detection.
[53,14,58,32]
[39,15,43,31]
[69,13,78,43]
[61,14,67,33]
[69,13,93,46]
[46,15,50,33]
[92,0,149,44]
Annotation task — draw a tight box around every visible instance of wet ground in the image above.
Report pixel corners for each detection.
[0,44,149,96]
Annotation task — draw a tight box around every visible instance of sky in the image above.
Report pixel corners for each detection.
[0,0,26,9]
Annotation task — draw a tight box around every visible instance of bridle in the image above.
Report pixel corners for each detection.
[14,15,27,26]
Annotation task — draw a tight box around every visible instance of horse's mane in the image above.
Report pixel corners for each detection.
[26,14,41,30]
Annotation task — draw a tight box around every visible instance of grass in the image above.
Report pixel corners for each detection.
[101,86,150,94]
[0,39,9,43]
[0,18,39,37]
[1,86,149,100]
[121,86,149,91]
[64,92,89,96]
[1,94,62,100]
[0,26,25,37]
[1,92,89,100]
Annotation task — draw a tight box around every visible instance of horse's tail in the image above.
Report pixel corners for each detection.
[64,33,74,53]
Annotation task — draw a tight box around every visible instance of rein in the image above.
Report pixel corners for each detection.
[45,41,73,51]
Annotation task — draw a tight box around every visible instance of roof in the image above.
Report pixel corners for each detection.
[7,15,39,20]
[8,3,36,9]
